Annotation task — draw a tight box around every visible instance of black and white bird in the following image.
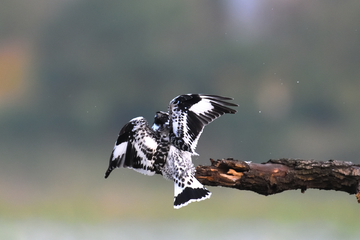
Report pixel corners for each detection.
[105,94,237,209]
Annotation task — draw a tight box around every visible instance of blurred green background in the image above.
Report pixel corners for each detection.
[1,0,360,239]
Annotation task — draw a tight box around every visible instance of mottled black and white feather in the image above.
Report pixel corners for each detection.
[105,117,167,178]
[169,94,237,154]
[163,145,211,209]
[105,94,237,209]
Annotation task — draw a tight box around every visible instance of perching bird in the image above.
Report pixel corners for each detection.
[105,94,237,209]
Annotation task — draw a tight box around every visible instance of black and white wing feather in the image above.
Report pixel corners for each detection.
[169,94,237,154]
[105,117,159,178]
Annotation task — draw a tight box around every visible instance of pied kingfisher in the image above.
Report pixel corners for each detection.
[105,94,237,209]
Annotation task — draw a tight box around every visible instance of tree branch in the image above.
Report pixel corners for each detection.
[195,158,360,203]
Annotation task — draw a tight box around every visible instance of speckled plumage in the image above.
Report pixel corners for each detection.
[105,94,237,209]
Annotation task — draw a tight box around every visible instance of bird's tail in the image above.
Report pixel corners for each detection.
[173,177,211,209]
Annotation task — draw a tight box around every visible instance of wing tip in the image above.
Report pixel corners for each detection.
[200,94,239,109]
[104,167,113,179]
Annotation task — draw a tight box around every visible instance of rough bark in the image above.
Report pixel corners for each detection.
[195,158,360,203]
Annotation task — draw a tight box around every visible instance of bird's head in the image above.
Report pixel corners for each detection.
[152,111,169,131]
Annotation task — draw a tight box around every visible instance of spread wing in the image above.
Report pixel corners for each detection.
[169,94,237,154]
[105,117,159,178]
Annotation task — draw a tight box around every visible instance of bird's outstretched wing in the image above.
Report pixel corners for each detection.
[169,94,237,154]
[105,117,159,178]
